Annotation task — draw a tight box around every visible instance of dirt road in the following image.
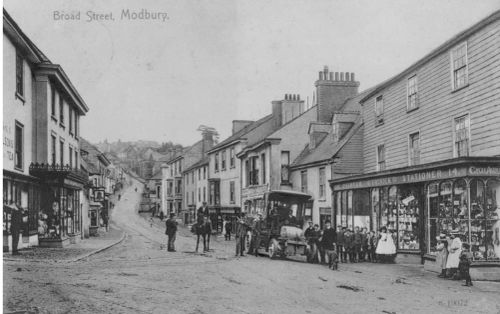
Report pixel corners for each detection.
[4,180,500,313]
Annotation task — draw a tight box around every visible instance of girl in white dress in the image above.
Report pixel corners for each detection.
[376,226,396,263]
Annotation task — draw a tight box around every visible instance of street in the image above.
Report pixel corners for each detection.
[4,180,500,314]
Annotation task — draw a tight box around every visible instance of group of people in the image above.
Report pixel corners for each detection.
[435,231,473,286]
[305,223,397,266]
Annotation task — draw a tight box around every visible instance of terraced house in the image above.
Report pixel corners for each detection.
[329,10,500,278]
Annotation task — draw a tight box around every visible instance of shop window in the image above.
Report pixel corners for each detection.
[353,190,370,231]
[335,192,342,227]
[381,186,398,235]
[451,42,468,90]
[347,190,353,229]
[407,75,418,111]
[375,95,384,125]
[454,115,470,157]
[377,144,386,171]
[396,186,421,250]
[341,191,347,227]
[409,132,420,166]
[371,188,380,231]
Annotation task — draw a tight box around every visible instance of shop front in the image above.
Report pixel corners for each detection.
[330,157,500,273]
[3,170,41,252]
[208,206,241,233]
[30,163,87,248]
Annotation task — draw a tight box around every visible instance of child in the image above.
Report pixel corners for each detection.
[459,243,473,286]
[367,231,377,262]
[329,248,339,270]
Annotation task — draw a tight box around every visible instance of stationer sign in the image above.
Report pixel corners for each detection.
[332,165,500,191]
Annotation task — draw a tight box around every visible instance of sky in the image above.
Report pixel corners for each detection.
[4,0,500,146]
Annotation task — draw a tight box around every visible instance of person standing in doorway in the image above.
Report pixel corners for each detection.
[165,213,178,252]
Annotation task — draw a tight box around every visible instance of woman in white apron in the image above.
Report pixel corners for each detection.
[445,231,462,279]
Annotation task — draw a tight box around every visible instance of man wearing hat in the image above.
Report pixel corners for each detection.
[435,233,449,278]
[165,213,178,252]
[445,230,462,279]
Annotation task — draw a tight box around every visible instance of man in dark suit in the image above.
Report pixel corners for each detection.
[197,202,209,223]
[165,213,178,252]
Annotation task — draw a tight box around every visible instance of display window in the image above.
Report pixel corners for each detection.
[396,185,420,250]
[371,188,380,231]
[427,178,500,261]
[39,186,81,239]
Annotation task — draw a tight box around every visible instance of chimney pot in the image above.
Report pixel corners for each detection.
[340,72,344,81]
[335,72,339,81]
[297,94,300,101]
[351,72,355,81]
[293,94,297,101]
[329,72,333,80]
[319,72,324,80]
[345,73,350,81]
[323,65,329,75]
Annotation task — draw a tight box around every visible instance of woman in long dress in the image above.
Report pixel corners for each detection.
[445,231,462,279]
[375,226,396,263]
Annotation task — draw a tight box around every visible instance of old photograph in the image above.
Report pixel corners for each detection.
[2,0,500,313]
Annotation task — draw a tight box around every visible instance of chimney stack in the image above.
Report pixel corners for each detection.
[314,65,360,123]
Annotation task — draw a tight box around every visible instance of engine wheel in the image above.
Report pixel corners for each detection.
[269,239,279,259]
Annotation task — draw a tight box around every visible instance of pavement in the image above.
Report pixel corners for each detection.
[3,224,126,264]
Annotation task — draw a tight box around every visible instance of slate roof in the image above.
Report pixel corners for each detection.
[183,156,209,173]
[208,114,273,153]
[80,138,109,174]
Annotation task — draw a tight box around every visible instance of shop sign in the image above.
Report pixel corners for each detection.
[333,165,500,191]
[241,185,268,199]
[3,123,14,169]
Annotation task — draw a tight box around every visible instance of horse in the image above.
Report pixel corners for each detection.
[194,216,212,253]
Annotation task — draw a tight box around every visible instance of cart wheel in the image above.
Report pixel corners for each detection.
[269,239,279,259]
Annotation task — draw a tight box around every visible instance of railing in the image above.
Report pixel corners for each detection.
[29,162,89,183]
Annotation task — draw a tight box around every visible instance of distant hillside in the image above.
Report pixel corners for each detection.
[94,139,184,179]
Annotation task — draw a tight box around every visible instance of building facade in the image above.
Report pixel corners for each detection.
[329,11,500,275]
[3,9,90,249]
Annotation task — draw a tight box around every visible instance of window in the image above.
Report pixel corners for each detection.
[214,153,219,172]
[319,167,326,199]
[377,144,386,171]
[221,150,226,170]
[261,153,266,184]
[51,85,56,118]
[407,75,418,111]
[74,113,79,137]
[230,148,235,168]
[191,191,194,204]
[280,151,290,183]
[175,179,181,194]
[198,168,201,180]
[301,170,308,193]
[75,150,78,169]
[409,132,420,166]
[375,95,384,125]
[51,135,57,165]
[69,146,73,168]
[248,156,260,185]
[198,187,201,202]
[454,115,470,157]
[59,140,64,166]
[59,95,65,125]
[191,172,194,183]
[15,52,23,96]
[69,108,73,134]
[14,122,24,170]
[167,181,173,196]
[157,186,161,197]
[203,166,206,179]
[451,42,468,90]
[203,187,206,202]
[230,181,235,203]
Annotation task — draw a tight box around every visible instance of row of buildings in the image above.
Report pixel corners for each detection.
[3,9,125,251]
[152,10,500,276]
